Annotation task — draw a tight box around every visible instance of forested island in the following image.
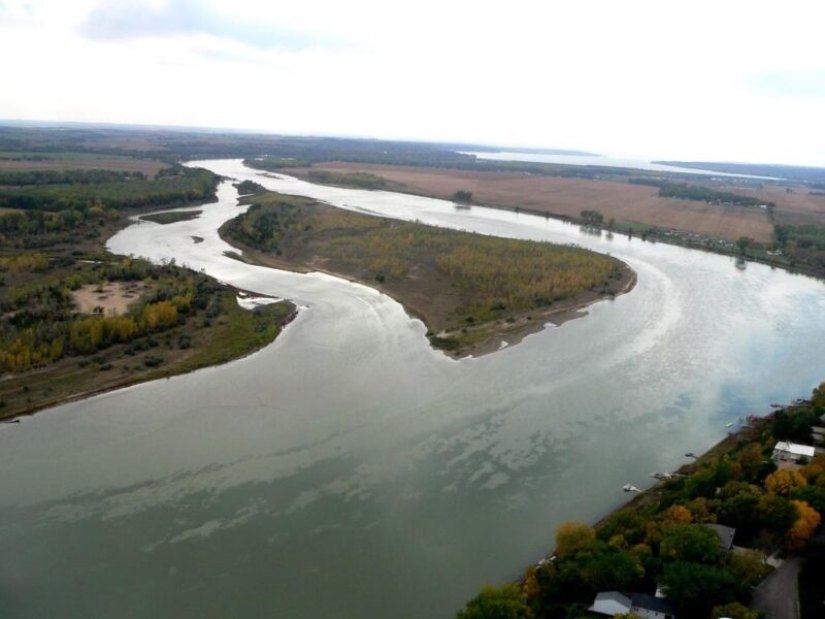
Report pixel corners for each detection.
[220,187,634,358]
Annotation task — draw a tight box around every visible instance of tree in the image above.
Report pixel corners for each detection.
[455,584,532,619]
[579,549,644,591]
[765,469,807,496]
[789,500,821,550]
[554,522,596,558]
[717,482,763,539]
[453,190,473,204]
[659,523,720,564]
[660,561,746,617]
[756,493,798,544]
[736,236,751,254]
[726,549,769,586]
[580,210,604,226]
[662,505,693,525]
[711,601,759,619]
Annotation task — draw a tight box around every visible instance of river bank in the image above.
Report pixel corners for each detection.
[459,398,822,618]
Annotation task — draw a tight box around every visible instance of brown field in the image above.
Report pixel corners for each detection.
[0,156,165,176]
[302,163,775,243]
[713,182,825,227]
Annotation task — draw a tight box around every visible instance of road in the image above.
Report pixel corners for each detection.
[751,557,803,619]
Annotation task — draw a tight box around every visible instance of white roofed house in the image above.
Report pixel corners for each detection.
[772,441,815,463]
[590,591,677,619]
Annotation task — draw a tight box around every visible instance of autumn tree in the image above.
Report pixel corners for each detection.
[554,522,596,558]
[765,469,807,496]
[789,500,821,550]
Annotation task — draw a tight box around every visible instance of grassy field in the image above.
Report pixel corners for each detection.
[221,191,634,358]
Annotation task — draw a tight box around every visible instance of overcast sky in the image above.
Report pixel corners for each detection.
[2,0,824,166]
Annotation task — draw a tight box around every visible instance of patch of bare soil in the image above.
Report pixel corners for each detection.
[72,281,150,315]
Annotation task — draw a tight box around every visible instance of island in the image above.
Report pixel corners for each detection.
[219,186,635,359]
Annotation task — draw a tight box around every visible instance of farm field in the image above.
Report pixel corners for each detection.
[297,162,776,243]
[0,153,165,176]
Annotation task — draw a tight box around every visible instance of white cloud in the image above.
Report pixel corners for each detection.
[2,0,825,166]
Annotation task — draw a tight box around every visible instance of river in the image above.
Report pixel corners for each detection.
[1,159,823,618]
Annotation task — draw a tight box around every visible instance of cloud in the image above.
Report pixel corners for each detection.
[748,68,825,99]
[78,0,348,51]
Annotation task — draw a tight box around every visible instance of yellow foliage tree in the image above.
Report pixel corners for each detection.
[765,469,807,496]
[662,505,693,526]
[789,499,821,550]
[554,521,596,558]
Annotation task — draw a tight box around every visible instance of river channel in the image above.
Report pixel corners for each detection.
[1,159,824,618]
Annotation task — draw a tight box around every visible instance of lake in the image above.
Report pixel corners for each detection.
[462,151,776,178]
[1,159,822,618]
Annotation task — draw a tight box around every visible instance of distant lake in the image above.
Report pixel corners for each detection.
[1,159,822,618]
[462,151,773,178]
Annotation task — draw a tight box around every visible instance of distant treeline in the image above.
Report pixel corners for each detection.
[0,169,147,185]
[0,126,663,181]
[0,165,218,212]
[629,178,772,208]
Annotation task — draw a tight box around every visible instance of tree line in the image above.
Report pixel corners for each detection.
[0,169,146,186]
[629,178,774,208]
[0,166,218,212]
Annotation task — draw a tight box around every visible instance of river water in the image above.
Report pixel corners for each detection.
[1,160,823,618]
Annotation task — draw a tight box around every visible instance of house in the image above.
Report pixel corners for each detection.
[590,591,676,619]
[705,523,736,553]
[772,441,816,463]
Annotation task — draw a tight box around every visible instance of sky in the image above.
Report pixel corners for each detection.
[1,0,824,166]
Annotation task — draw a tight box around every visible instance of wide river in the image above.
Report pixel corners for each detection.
[2,159,824,618]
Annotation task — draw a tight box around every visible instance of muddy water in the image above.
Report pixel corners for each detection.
[1,160,823,618]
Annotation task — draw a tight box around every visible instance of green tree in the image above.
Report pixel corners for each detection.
[455,584,531,619]
[726,549,769,586]
[659,523,720,564]
[736,236,751,254]
[660,561,746,616]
